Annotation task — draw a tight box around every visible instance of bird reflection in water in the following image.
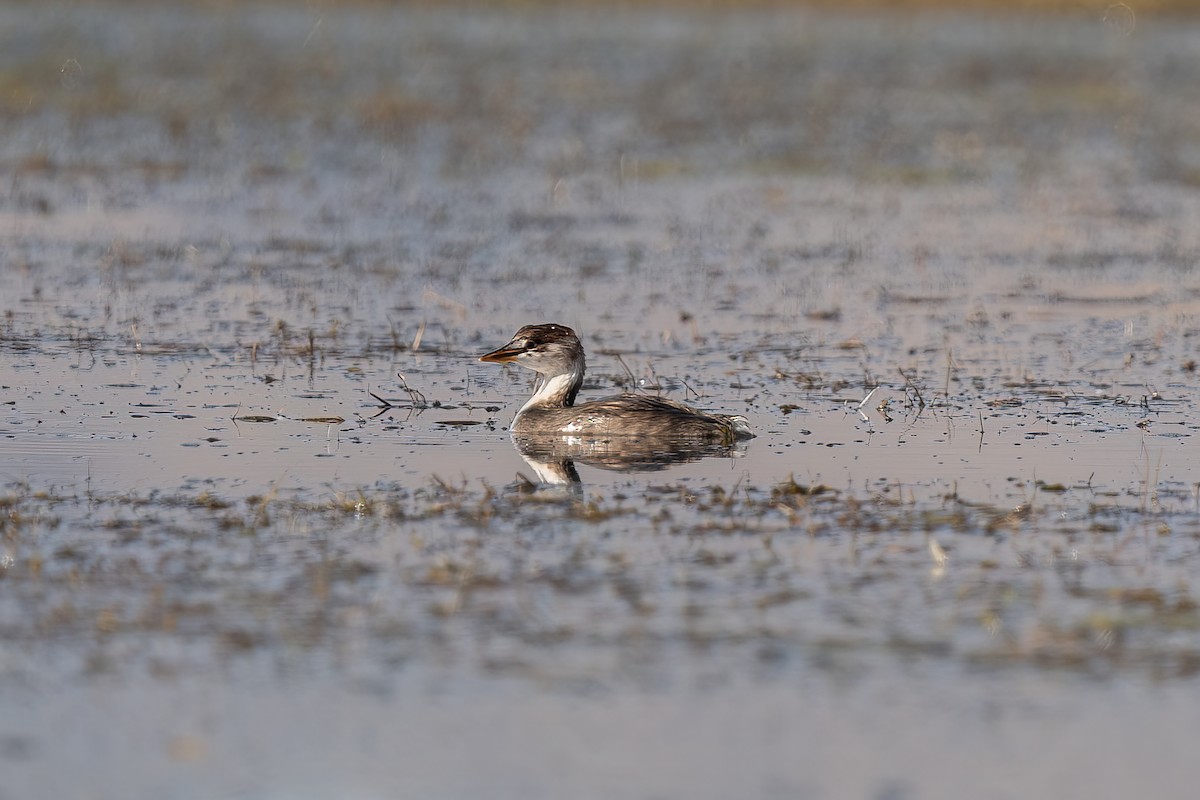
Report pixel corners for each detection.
[506,433,750,494]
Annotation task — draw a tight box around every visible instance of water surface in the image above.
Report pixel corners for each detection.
[3,4,1200,798]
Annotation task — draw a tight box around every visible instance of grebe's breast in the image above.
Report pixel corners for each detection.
[512,393,752,444]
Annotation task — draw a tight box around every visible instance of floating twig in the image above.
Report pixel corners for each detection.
[857,386,878,422]
[928,537,949,570]
[612,352,637,389]
[231,402,277,426]
[398,373,427,406]
[277,411,345,424]
[899,367,926,409]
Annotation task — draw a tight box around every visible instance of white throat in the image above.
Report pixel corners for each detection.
[514,367,582,421]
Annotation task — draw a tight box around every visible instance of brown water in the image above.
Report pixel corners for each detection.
[3,4,1200,799]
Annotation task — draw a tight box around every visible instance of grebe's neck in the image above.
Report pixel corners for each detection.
[515,359,584,420]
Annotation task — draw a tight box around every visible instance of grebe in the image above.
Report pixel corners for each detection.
[480,323,753,443]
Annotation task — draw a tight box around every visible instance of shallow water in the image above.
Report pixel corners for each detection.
[3,3,1200,798]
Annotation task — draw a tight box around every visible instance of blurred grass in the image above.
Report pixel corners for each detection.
[227,0,1199,12]
[4,0,1200,192]
[428,0,1194,9]
[21,0,1200,11]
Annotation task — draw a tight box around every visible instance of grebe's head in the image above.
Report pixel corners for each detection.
[479,323,583,377]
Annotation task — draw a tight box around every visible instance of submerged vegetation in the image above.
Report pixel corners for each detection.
[3,463,1199,684]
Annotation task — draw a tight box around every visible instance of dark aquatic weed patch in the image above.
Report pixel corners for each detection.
[2,473,1199,683]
